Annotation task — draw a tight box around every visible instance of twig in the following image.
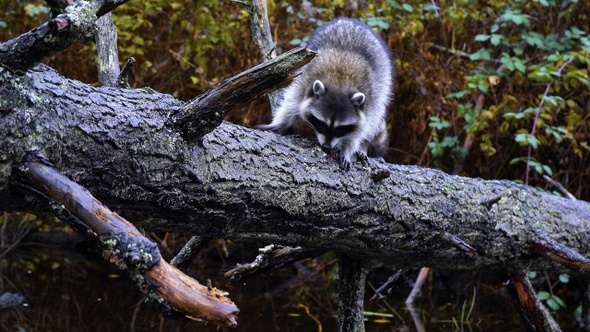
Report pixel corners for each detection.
[170,235,210,272]
[480,191,506,209]
[505,272,561,331]
[543,174,576,200]
[224,244,323,283]
[370,269,403,301]
[430,0,440,18]
[407,305,426,332]
[525,56,575,185]
[405,267,431,305]
[530,234,590,271]
[442,232,478,257]
[428,43,502,64]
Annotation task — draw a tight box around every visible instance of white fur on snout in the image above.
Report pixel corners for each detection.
[317,133,326,146]
[330,137,340,148]
[316,134,340,149]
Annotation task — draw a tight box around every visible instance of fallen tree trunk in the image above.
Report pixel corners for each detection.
[2,63,590,274]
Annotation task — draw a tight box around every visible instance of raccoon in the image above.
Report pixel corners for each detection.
[259,17,395,170]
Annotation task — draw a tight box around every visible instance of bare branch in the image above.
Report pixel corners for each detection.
[224,245,323,283]
[170,235,211,272]
[117,57,136,88]
[172,46,315,140]
[543,174,577,201]
[18,155,239,327]
[506,273,561,331]
[531,234,590,270]
[0,0,128,73]
[242,0,282,113]
[95,12,120,86]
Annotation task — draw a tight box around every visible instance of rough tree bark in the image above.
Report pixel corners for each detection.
[4,61,590,272]
[2,1,590,331]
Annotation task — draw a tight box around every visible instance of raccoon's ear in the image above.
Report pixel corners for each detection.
[313,80,326,97]
[351,92,365,107]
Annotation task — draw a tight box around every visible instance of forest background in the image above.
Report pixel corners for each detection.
[1,0,590,331]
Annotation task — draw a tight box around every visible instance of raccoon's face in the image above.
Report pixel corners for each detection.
[303,80,365,151]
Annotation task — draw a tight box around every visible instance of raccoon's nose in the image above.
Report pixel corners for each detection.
[321,143,332,153]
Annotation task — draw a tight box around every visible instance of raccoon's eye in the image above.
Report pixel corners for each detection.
[307,114,329,134]
[331,125,357,137]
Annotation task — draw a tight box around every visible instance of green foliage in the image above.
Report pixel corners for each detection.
[430,0,589,185]
[429,116,450,130]
[365,15,390,32]
[115,2,248,64]
[428,116,457,158]
[289,36,309,46]
[538,291,567,311]
[530,272,572,311]
[435,287,481,331]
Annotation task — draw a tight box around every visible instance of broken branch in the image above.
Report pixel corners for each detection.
[172,46,315,140]
[18,153,239,327]
[506,272,560,331]
[225,245,323,283]
[0,0,129,73]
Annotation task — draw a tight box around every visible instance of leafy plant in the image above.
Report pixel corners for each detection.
[530,271,571,311]
[436,0,589,185]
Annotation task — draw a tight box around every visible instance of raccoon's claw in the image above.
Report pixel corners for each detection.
[336,151,368,171]
[355,152,369,166]
[338,155,352,171]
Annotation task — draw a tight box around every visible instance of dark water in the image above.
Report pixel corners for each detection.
[0,230,583,331]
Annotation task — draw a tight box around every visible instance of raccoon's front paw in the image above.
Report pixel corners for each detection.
[355,152,369,166]
[338,154,352,171]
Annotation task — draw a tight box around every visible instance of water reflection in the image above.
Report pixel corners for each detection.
[0,226,581,331]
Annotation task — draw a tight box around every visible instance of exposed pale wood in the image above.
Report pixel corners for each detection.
[19,158,239,326]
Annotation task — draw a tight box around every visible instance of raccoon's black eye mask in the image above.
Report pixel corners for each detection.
[307,114,357,137]
[306,114,329,134]
[331,124,357,137]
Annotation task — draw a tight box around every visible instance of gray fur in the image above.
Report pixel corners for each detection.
[259,18,395,170]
